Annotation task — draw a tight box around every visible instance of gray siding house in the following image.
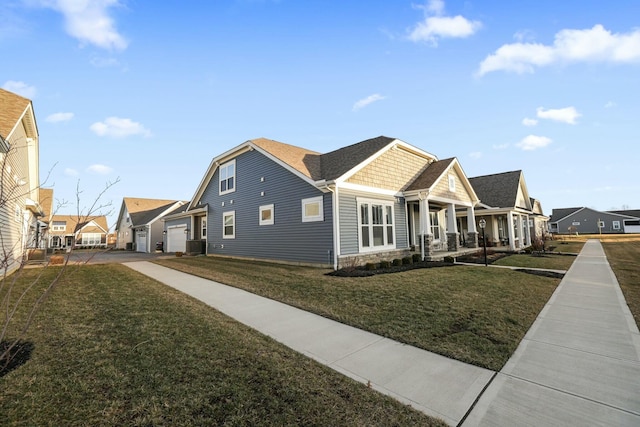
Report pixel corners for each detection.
[167,136,485,268]
[550,207,640,235]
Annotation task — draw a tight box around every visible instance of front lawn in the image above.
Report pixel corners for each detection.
[492,253,575,271]
[0,265,442,426]
[603,240,640,328]
[155,257,559,371]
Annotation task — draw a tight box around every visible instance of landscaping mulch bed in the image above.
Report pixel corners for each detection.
[327,261,455,277]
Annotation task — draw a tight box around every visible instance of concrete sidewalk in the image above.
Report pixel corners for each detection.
[463,240,640,426]
[125,261,494,426]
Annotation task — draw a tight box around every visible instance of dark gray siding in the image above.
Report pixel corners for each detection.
[556,208,626,234]
[200,150,334,265]
[338,189,408,255]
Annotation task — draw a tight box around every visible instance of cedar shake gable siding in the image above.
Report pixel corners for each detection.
[319,136,396,181]
[346,144,432,192]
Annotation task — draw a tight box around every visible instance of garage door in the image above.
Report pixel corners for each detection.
[167,226,186,253]
[136,231,147,253]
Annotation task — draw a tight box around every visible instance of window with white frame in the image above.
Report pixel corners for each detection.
[430,212,440,240]
[52,221,66,231]
[302,196,323,222]
[259,204,274,226]
[613,221,621,230]
[219,160,236,195]
[448,174,456,192]
[358,199,395,251]
[81,233,101,246]
[223,211,235,238]
[201,217,207,239]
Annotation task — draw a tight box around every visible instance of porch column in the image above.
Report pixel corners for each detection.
[420,197,433,258]
[466,206,479,248]
[507,212,516,251]
[517,215,524,249]
[446,203,459,252]
[525,215,532,247]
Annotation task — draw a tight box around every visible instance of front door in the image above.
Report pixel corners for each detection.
[65,236,73,248]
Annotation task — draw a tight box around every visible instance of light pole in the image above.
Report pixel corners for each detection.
[478,218,487,267]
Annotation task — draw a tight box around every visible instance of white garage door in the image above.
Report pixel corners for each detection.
[136,231,147,253]
[167,226,186,253]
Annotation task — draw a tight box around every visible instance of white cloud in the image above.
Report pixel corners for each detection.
[86,164,113,175]
[409,0,481,45]
[516,135,552,151]
[90,117,152,138]
[64,167,79,176]
[352,94,386,111]
[478,24,640,76]
[469,151,482,159]
[2,80,37,98]
[493,143,509,150]
[90,56,121,68]
[46,112,74,123]
[604,101,616,108]
[536,106,581,124]
[522,118,538,127]
[33,0,128,51]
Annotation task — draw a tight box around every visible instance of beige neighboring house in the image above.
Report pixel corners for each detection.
[48,215,109,249]
[0,88,42,274]
[115,198,186,253]
[37,187,54,249]
[467,170,549,251]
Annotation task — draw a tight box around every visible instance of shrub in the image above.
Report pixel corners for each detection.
[379,260,391,269]
[412,253,422,263]
[402,256,413,265]
[443,256,455,264]
[365,262,377,271]
[49,255,64,265]
[392,258,402,267]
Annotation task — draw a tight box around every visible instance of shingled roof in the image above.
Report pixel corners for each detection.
[549,207,583,222]
[319,136,396,181]
[404,158,455,191]
[38,188,54,223]
[252,138,322,180]
[0,88,34,139]
[123,197,183,227]
[469,170,523,208]
[50,215,109,235]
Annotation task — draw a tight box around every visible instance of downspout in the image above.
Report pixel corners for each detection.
[321,182,339,270]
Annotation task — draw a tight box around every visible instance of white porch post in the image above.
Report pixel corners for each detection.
[525,215,532,247]
[467,206,479,248]
[420,197,431,260]
[446,203,459,251]
[507,212,516,251]
[517,215,524,249]
[467,207,477,233]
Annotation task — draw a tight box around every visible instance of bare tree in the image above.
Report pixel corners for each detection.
[0,141,119,372]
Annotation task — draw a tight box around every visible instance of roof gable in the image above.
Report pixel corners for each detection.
[0,88,36,140]
[117,197,184,228]
[469,170,529,209]
[50,215,109,234]
[39,188,54,222]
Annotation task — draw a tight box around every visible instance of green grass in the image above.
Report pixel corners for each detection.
[603,241,640,328]
[0,265,443,426]
[492,253,576,270]
[155,257,559,371]
[546,240,585,254]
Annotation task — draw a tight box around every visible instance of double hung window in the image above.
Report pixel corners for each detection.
[358,199,395,251]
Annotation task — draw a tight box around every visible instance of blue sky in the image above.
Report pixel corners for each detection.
[2,0,639,228]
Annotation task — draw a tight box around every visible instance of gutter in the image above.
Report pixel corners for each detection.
[319,181,339,270]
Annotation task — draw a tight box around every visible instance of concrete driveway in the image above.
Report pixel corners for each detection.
[64,249,172,265]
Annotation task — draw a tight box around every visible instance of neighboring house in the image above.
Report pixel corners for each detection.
[115,198,186,252]
[164,136,484,268]
[0,88,43,273]
[467,171,548,251]
[549,207,640,235]
[37,187,55,249]
[48,215,109,249]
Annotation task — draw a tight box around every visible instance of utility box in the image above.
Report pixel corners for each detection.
[186,240,205,255]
